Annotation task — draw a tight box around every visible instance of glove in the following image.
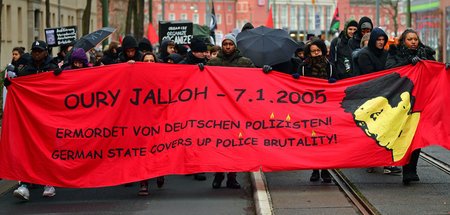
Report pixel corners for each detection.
[411,56,421,66]
[3,77,11,87]
[446,62,450,70]
[262,65,272,73]
[292,73,300,79]
[328,78,337,83]
[54,68,62,76]
[198,63,204,71]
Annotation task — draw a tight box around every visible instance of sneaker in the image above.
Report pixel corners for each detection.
[138,181,149,196]
[42,185,56,197]
[384,166,402,174]
[13,185,29,200]
[310,170,320,182]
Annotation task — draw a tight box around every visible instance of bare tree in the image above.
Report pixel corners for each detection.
[149,0,152,24]
[381,0,400,37]
[136,0,144,41]
[125,0,135,35]
[82,0,93,35]
[46,0,50,27]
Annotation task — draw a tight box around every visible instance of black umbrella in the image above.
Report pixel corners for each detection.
[73,27,116,52]
[236,26,300,67]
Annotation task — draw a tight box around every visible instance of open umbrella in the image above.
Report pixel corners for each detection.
[74,27,116,52]
[236,26,300,67]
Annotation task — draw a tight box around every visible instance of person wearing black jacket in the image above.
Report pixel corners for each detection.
[100,41,120,65]
[349,17,373,51]
[357,27,388,75]
[292,38,336,183]
[178,37,208,65]
[18,41,60,77]
[10,40,59,201]
[384,29,436,185]
[118,35,143,63]
[158,39,176,63]
[329,19,358,79]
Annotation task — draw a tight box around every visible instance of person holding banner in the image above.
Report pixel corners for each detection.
[9,40,60,200]
[119,35,143,64]
[292,38,336,183]
[63,48,91,70]
[100,41,120,65]
[207,33,255,189]
[384,29,436,185]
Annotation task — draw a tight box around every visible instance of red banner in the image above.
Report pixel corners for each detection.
[1,61,449,188]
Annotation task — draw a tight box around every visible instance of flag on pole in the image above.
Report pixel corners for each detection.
[330,6,340,32]
[210,1,217,31]
[265,6,274,28]
[147,22,159,45]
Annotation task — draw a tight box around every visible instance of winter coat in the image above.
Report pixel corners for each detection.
[357,28,388,75]
[178,52,208,65]
[348,17,373,51]
[385,43,436,70]
[18,55,59,77]
[207,49,255,68]
[118,50,143,63]
[167,53,184,64]
[351,49,362,76]
[100,49,119,65]
[329,19,356,79]
[158,39,173,63]
[297,57,336,80]
[63,48,91,70]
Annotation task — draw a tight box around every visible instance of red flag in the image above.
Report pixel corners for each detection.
[1,61,449,187]
[118,35,123,44]
[265,6,274,28]
[147,22,159,45]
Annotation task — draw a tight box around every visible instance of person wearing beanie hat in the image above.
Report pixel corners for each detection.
[207,33,254,190]
[349,16,373,51]
[329,18,359,80]
[63,48,91,70]
[241,22,254,32]
[207,33,254,68]
[138,37,153,54]
[175,43,188,57]
[179,37,208,66]
[118,35,143,63]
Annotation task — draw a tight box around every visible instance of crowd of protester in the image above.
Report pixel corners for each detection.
[3,16,450,201]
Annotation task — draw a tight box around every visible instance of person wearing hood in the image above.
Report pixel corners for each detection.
[241,22,254,32]
[158,39,176,63]
[100,41,120,65]
[119,35,143,63]
[207,33,254,68]
[8,40,59,201]
[292,38,335,183]
[175,43,188,57]
[329,19,358,79]
[179,37,208,65]
[349,17,373,51]
[138,37,153,54]
[167,53,184,64]
[384,29,436,185]
[357,27,389,75]
[63,48,91,70]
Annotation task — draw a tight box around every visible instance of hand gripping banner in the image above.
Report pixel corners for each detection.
[1,61,449,188]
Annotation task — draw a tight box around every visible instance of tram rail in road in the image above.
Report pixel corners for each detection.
[420,151,450,175]
[329,169,379,215]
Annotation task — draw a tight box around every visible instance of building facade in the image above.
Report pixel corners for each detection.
[1,0,98,69]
